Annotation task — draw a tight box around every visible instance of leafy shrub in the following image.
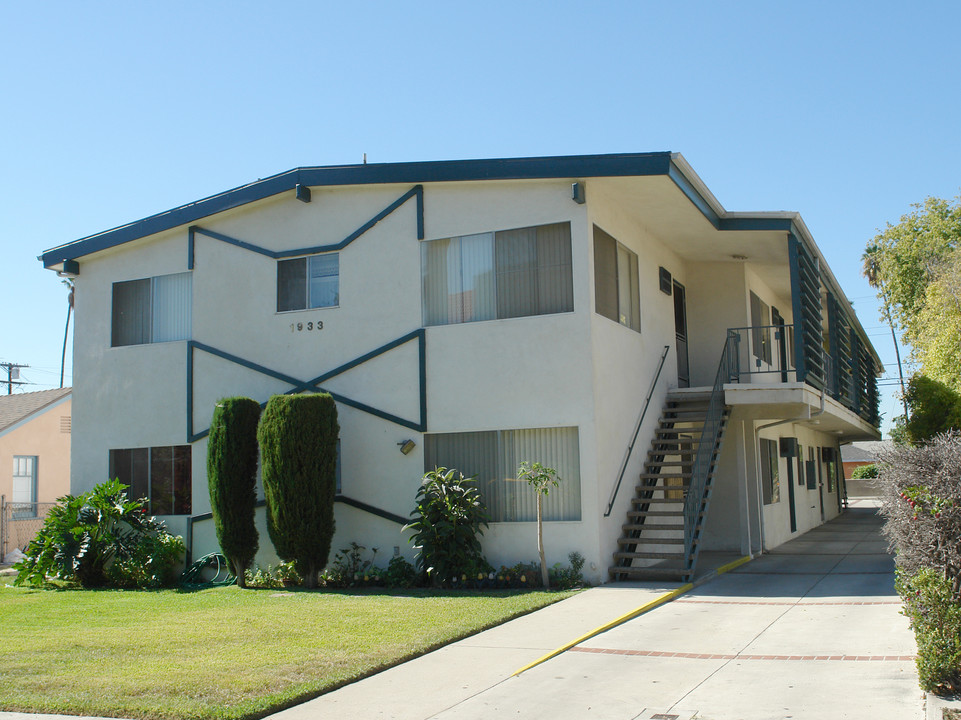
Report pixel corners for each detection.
[244,566,283,589]
[851,463,879,479]
[13,479,185,588]
[207,396,262,587]
[897,568,961,691]
[550,551,586,589]
[244,561,301,589]
[384,556,418,588]
[321,542,378,587]
[405,467,490,587]
[258,393,339,588]
[879,433,961,595]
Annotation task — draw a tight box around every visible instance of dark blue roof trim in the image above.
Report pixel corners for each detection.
[668,162,721,229]
[719,217,794,232]
[42,153,673,268]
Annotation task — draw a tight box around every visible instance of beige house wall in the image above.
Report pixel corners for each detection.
[0,396,72,505]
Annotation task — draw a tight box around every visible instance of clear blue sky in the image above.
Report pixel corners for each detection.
[2,2,959,436]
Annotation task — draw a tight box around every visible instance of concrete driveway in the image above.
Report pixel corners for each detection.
[272,499,921,720]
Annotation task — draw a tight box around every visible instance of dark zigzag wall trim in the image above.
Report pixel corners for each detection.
[187,184,424,269]
[186,329,427,443]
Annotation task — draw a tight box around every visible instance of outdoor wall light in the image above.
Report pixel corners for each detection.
[398,439,416,455]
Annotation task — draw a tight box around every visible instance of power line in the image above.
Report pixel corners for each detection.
[1,362,29,395]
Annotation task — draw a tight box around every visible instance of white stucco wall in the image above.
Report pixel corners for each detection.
[67,172,859,586]
[582,184,690,576]
[756,422,843,549]
[71,178,619,581]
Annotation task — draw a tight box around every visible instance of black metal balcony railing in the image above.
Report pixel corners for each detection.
[725,324,876,427]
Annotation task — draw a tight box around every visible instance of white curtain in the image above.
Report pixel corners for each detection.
[459,233,495,322]
[308,254,339,308]
[616,244,640,331]
[151,272,191,343]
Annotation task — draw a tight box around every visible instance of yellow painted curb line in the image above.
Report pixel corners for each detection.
[512,554,753,676]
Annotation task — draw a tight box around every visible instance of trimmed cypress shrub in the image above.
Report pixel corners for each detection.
[258,393,339,588]
[207,397,262,587]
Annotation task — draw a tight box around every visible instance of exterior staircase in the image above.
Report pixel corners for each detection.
[609,391,730,582]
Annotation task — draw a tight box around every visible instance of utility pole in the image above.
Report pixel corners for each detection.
[1,362,28,395]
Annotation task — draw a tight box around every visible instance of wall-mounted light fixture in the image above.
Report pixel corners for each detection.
[397,439,416,455]
[571,182,586,204]
[295,184,312,203]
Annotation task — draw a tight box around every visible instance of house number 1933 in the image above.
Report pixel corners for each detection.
[290,320,324,333]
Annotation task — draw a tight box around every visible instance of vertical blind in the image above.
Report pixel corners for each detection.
[425,427,581,522]
[422,222,573,326]
[593,226,640,331]
[152,272,192,343]
[112,272,191,346]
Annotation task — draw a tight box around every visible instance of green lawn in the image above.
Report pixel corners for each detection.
[0,578,576,719]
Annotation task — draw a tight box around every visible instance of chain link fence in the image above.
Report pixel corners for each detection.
[1,499,56,562]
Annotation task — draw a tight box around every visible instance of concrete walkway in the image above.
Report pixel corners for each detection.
[270,499,922,720]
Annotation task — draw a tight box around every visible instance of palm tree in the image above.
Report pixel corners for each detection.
[60,279,74,388]
[862,246,909,421]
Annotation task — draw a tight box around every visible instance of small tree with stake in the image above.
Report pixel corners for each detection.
[518,461,559,588]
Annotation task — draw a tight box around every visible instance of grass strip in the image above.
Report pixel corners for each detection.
[0,579,575,719]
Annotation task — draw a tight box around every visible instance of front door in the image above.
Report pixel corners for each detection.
[673,281,689,388]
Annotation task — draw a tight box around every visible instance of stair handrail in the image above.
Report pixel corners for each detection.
[604,345,671,517]
[683,331,739,556]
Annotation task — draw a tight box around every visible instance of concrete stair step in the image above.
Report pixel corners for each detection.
[609,565,692,580]
[614,550,686,560]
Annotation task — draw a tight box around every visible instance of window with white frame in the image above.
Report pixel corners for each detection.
[421,222,573,326]
[109,446,192,515]
[12,456,37,518]
[593,226,640,331]
[277,253,339,312]
[425,426,581,522]
[111,272,191,347]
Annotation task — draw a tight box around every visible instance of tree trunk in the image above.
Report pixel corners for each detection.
[537,493,549,588]
[230,557,247,588]
[303,561,318,589]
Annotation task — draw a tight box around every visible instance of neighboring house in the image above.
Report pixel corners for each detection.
[40,152,881,584]
[0,388,72,556]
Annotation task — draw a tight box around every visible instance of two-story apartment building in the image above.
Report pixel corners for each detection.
[41,152,881,584]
